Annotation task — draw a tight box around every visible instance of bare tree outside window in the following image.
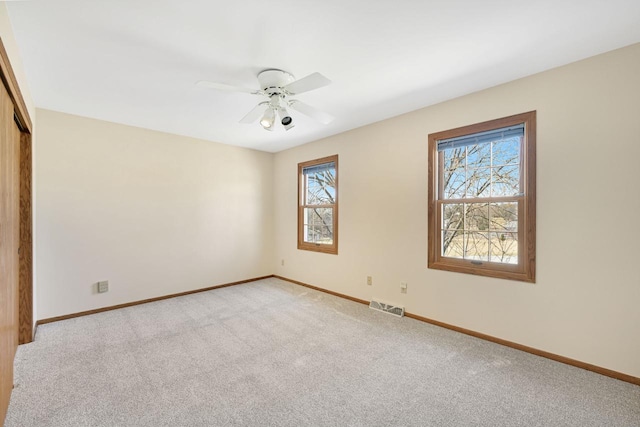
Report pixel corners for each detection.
[304,167,335,244]
[441,137,520,264]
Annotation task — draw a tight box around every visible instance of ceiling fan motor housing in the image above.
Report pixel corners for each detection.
[258,69,295,95]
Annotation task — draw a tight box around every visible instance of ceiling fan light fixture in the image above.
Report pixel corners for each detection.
[278,106,294,131]
[260,107,275,130]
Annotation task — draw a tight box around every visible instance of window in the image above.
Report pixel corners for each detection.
[428,112,536,282]
[298,155,338,254]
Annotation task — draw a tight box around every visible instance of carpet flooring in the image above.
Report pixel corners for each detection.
[5,277,640,426]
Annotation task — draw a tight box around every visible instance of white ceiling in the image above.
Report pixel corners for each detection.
[7,0,640,153]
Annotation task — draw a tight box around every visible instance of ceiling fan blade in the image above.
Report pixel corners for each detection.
[197,80,261,95]
[283,72,331,95]
[289,100,334,124]
[239,103,269,124]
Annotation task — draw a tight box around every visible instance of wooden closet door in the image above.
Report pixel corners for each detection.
[0,80,20,422]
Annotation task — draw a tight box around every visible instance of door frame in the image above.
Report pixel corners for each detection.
[0,37,33,344]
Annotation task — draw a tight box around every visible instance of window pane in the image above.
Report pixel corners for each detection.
[489,202,518,232]
[442,202,517,264]
[492,165,520,197]
[442,230,464,259]
[489,232,518,264]
[443,203,464,231]
[443,147,466,171]
[303,207,333,244]
[443,168,466,199]
[467,143,491,169]
[465,203,489,231]
[464,232,489,261]
[305,168,336,205]
[492,137,520,166]
[466,167,491,198]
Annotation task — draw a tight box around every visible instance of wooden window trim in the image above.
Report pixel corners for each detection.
[428,111,536,282]
[298,155,339,255]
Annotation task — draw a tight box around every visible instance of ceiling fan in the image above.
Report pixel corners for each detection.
[197,69,334,131]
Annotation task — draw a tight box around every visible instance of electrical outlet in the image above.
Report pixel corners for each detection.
[281,259,285,266]
[367,276,372,286]
[97,280,109,293]
[400,282,408,294]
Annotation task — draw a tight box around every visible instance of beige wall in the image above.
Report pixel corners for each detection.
[273,43,640,378]
[35,110,274,319]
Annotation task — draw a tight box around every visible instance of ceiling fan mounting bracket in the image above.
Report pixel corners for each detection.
[257,69,295,94]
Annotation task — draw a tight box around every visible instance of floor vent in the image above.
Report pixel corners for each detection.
[369,300,405,318]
